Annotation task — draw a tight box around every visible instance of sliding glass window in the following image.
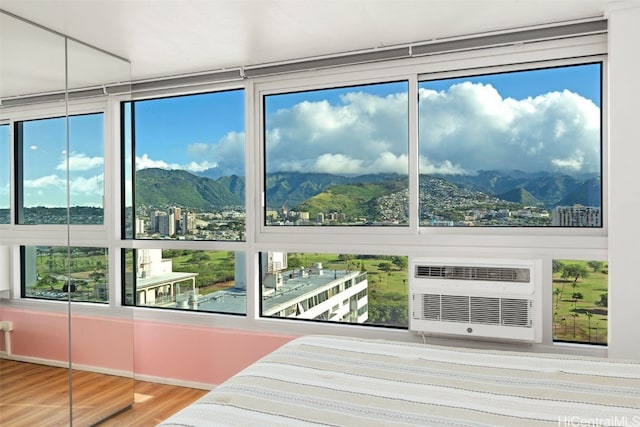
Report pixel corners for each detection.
[418,63,602,227]
[0,124,9,223]
[15,113,105,224]
[263,81,409,227]
[123,89,245,241]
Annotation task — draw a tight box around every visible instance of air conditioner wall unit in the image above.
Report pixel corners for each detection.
[409,258,542,343]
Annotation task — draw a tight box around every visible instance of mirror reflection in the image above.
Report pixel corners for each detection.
[0,10,133,426]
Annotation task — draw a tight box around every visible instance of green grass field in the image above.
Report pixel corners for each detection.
[552,260,608,345]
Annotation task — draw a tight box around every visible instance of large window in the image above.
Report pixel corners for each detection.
[123,89,245,241]
[15,113,105,224]
[122,248,245,314]
[264,82,409,226]
[553,259,608,345]
[0,123,8,223]
[260,252,408,328]
[22,246,109,303]
[418,63,602,227]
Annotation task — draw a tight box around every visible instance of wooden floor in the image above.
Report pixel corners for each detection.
[97,380,207,427]
[0,359,207,427]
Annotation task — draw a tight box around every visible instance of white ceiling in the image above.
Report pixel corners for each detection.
[1,0,608,90]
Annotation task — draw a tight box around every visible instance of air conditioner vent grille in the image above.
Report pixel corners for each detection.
[415,265,530,282]
[470,296,500,325]
[501,298,532,327]
[412,294,533,329]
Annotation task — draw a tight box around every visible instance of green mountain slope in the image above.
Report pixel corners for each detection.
[297,180,406,219]
[136,168,243,209]
[497,187,541,206]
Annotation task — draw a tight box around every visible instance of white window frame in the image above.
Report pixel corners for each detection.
[246,32,608,354]
[0,30,610,357]
[0,96,126,315]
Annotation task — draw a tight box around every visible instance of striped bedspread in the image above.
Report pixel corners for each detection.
[158,335,640,426]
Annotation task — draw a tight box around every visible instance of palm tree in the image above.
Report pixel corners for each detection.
[570,312,579,338]
[585,311,593,343]
[553,288,562,309]
[572,292,583,310]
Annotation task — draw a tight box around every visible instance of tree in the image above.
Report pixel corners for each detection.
[288,256,303,269]
[391,257,407,271]
[188,251,210,263]
[596,292,608,308]
[561,264,589,284]
[552,260,565,274]
[585,311,593,343]
[89,270,106,283]
[553,287,563,309]
[37,275,58,290]
[570,312,579,337]
[378,262,392,273]
[338,254,354,263]
[571,292,583,310]
[587,261,604,272]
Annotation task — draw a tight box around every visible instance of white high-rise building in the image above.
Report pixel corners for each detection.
[552,205,601,227]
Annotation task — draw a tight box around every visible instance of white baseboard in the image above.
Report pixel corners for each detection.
[133,373,214,390]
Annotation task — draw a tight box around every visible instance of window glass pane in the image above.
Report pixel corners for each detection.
[127,89,245,241]
[123,248,245,314]
[260,252,408,328]
[0,124,9,223]
[553,259,607,345]
[264,82,409,226]
[17,113,105,224]
[418,64,601,227]
[22,246,109,303]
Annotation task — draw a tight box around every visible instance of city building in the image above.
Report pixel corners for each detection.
[552,205,601,227]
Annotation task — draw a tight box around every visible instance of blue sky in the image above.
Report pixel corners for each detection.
[134,89,245,176]
[12,63,601,208]
[20,114,104,208]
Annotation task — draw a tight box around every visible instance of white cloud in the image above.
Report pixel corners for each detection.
[69,174,103,195]
[419,157,468,175]
[265,83,599,177]
[266,90,409,175]
[24,175,65,189]
[136,154,181,171]
[551,150,585,172]
[182,160,218,172]
[313,153,364,175]
[139,131,245,176]
[56,152,103,171]
[418,84,600,175]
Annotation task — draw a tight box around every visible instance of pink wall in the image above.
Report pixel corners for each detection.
[134,320,296,385]
[1,308,134,372]
[1,307,296,386]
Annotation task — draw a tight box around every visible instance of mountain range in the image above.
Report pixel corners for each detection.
[135,168,600,213]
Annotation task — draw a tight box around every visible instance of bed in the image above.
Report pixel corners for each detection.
[158,335,640,426]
